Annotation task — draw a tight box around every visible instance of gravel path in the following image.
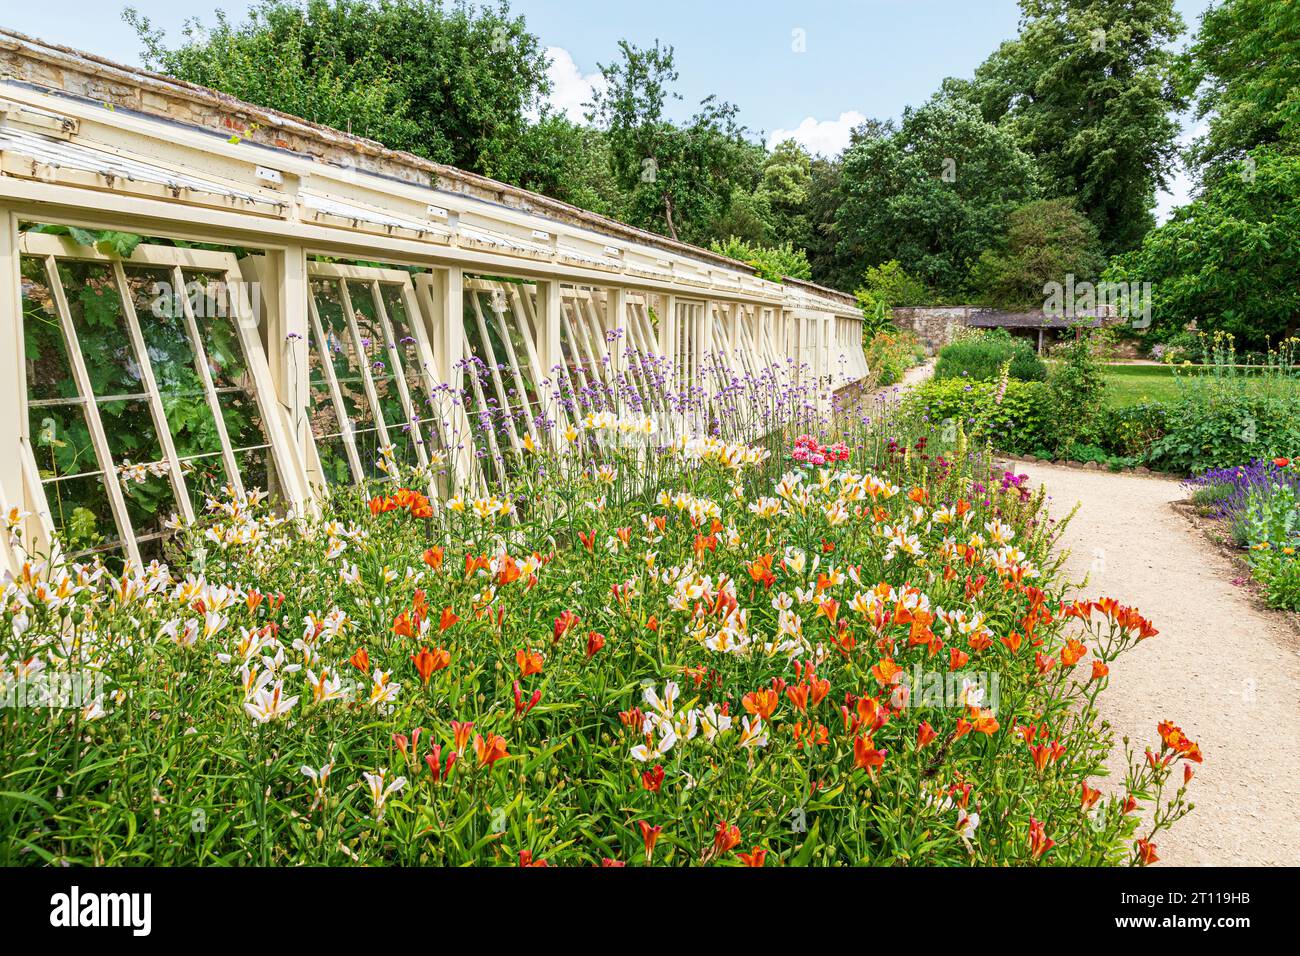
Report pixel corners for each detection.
[1013,461,1300,866]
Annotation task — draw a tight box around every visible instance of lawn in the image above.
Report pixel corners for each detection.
[1102,363,1180,408]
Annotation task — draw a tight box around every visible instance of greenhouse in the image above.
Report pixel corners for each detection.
[0,29,866,571]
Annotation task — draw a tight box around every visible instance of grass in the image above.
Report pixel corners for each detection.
[1102,364,1180,408]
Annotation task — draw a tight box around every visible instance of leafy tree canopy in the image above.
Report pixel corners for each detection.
[124,0,552,182]
[962,0,1187,256]
[834,98,1040,299]
[1177,0,1300,180]
[971,198,1106,310]
[1104,147,1300,347]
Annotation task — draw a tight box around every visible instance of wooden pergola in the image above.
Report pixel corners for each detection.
[0,29,867,572]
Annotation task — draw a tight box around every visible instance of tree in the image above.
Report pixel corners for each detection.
[586,40,757,244]
[834,99,1040,299]
[513,117,623,218]
[760,139,813,247]
[124,0,552,182]
[853,260,929,316]
[964,0,1187,255]
[971,198,1106,309]
[1104,147,1300,347]
[803,156,848,290]
[708,237,811,283]
[1178,0,1300,181]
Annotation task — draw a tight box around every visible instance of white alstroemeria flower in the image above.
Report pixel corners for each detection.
[362,768,406,820]
[244,680,299,724]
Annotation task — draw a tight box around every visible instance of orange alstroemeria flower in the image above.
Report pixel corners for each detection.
[586,631,606,658]
[516,648,544,677]
[553,610,581,642]
[737,847,767,867]
[451,720,474,755]
[870,657,903,686]
[916,721,938,748]
[474,732,509,769]
[422,546,444,570]
[349,647,370,673]
[1090,660,1110,681]
[1028,817,1055,860]
[439,607,459,633]
[712,820,742,857]
[742,688,779,720]
[638,820,662,862]
[1135,838,1159,866]
[1080,781,1102,810]
[853,734,887,774]
[411,646,450,685]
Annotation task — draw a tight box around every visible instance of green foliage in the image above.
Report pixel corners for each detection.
[1145,389,1300,474]
[1046,331,1109,454]
[1104,147,1300,348]
[970,198,1105,309]
[853,260,929,319]
[1177,0,1300,179]
[934,328,1047,383]
[707,237,811,282]
[125,0,552,182]
[962,0,1187,255]
[1097,402,1169,458]
[587,40,759,245]
[834,98,1040,298]
[904,377,1054,453]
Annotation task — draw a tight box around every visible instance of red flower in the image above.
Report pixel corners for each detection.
[410,646,449,685]
[1028,817,1055,860]
[518,850,548,867]
[473,732,509,769]
[712,820,742,857]
[553,610,581,642]
[638,820,662,862]
[513,680,542,718]
[1135,838,1159,866]
[641,764,665,793]
[737,847,767,867]
[916,721,938,748]
[585,631,606,658]
[516,648,544,677]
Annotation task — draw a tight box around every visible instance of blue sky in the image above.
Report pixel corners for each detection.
[2,0,1216,215]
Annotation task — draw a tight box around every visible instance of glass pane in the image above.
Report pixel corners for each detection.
[184,273,246,391]
[124,266,228,461]
[379,284,429,398]
[107,400,180,540]
[28,401,96,482]
[55,259,144,398]
[182,453,231,512]
[312,279,376,430]
[21,256,79,403]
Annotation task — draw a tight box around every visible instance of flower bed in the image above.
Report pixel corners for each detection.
[1188,457,1300,610]
[0,418,1199,866]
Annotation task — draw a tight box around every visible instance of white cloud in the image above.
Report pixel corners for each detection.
[766,111,867,157]
[536,46,607,124]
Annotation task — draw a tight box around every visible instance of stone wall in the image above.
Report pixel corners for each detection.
[891,306,976,353]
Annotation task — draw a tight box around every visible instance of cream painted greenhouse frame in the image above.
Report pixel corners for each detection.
[0,28,868,569]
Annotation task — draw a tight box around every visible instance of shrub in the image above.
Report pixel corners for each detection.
[904,377,1053,453]
[1145,390,1300,474]
[1045,332,1108,455]
[1098,403,1169,459]
[934,329,1046,383]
